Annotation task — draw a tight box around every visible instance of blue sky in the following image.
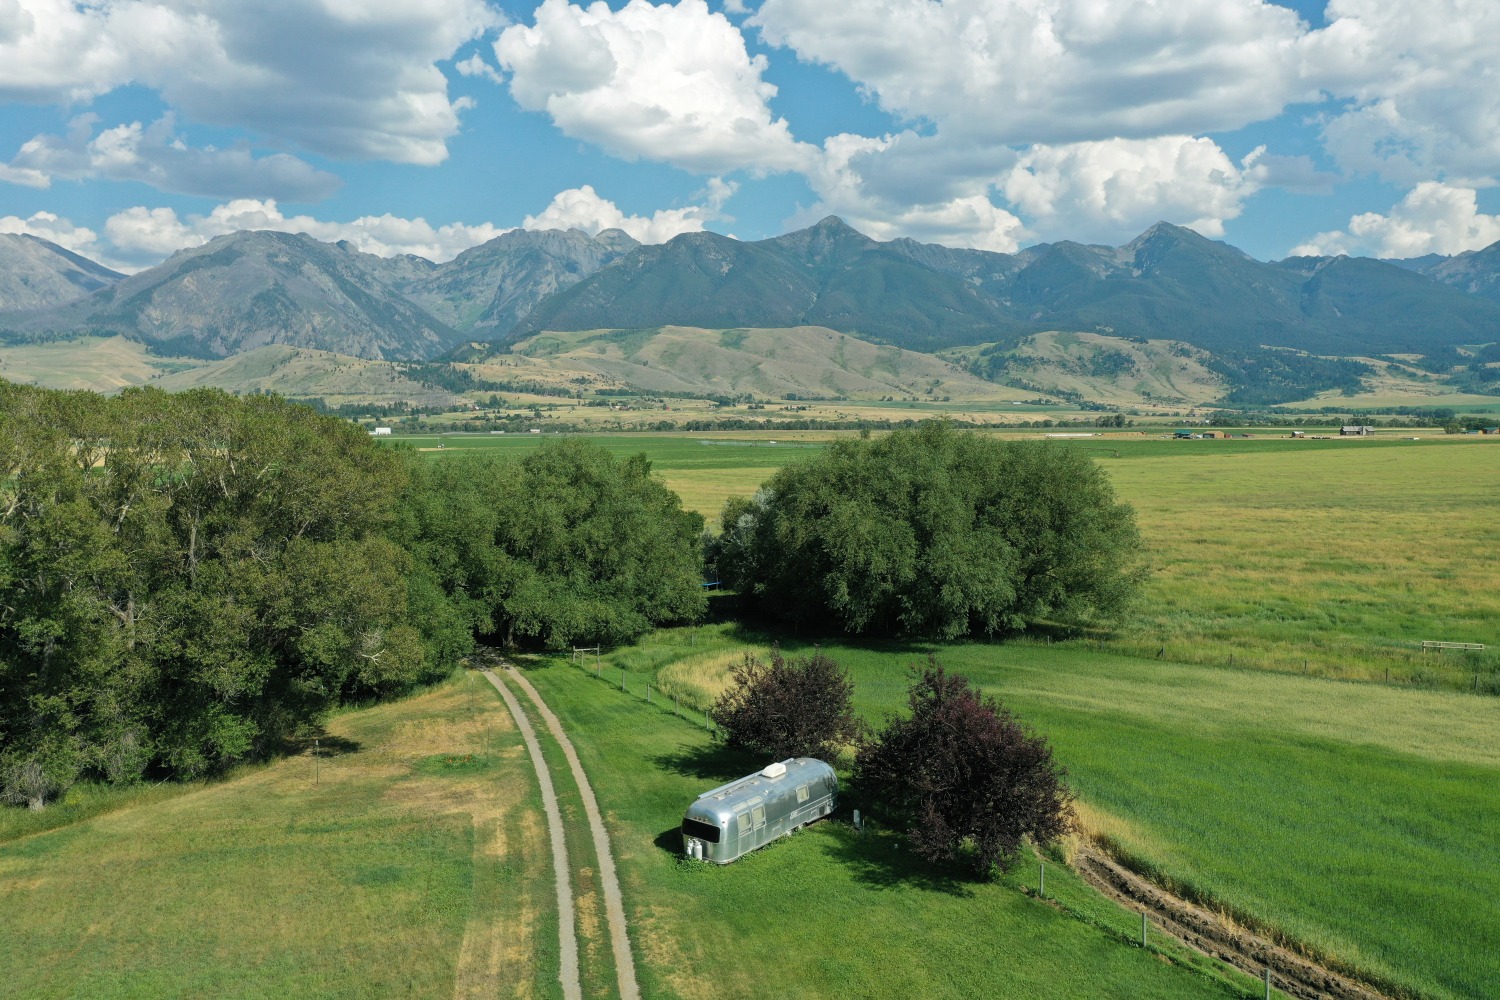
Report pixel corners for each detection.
[1,0,1497,271]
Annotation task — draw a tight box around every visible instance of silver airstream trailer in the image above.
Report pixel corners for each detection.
[681,757,838,863]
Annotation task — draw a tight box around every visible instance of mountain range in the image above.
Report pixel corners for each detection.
[2,219,1498,402]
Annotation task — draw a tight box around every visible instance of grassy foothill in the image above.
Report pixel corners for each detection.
[610,627,1498,1000]
[0,675,555,1000]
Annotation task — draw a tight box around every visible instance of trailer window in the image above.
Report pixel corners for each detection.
[751,805,766,828]
[736,812,751,837]
[682,818,721,843]
[796,784,809,804]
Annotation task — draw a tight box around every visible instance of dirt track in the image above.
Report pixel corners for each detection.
[481,666,582,1000]
[1072,843,1394,1000]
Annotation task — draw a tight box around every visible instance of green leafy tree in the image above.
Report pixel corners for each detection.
[710,646,860,760]
[397,439,706,649]
[855,660,1073,877]
[0,384,428,801]
[718,423,1143,637]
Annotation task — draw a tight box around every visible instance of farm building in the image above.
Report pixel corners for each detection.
[1340,425,1374,436]
[370,427,393,436]
[681,758,838,864]
[1173,429,1193,439]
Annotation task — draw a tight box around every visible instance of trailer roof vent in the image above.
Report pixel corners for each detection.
[760,762,787,779]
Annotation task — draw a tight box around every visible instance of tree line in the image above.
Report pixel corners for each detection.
[0,385,705,807]
[2,388,1141,810]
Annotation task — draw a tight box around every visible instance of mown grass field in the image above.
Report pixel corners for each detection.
[571,627,1500,1000]
[517,657,1280,1000]
[0,675,554,1000]
[395,432,1500,687]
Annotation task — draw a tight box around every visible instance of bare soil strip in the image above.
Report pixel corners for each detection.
[503,662,642,1000]
[1072,842,1394,1000]
[482,668,582,1000]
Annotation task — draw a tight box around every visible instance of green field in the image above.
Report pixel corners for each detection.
[0,676,555,999]
[392,432,1500,689]
[511,658,1277,1000]
[561,627,1500,1000]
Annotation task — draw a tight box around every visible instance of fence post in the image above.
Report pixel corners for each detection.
[1264,966,1271,1000]
[1039,861,1045,898]
[1141,911,1147,948]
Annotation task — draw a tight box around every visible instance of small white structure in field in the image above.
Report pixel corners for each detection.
[371,427,393,436]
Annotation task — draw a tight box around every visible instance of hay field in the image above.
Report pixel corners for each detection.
[0,675,554,999]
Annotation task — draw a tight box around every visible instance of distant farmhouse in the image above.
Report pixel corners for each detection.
[1340,425,1374,436]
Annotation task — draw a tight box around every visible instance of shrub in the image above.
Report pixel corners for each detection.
[710,646,860,760]
[855,659,1073,877]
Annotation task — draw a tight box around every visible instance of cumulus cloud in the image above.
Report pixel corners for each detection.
[0,0,502,165]
[797,133,1028,252]
[0,210,103,257]
[523,179,735,243]
[1290,182,1500,259]
[497,0,815,175]
[102,199,506,271]
[2,114,342,201]
[454,53,504,84]
[799,131,1261,250]
[1305,0,1500,184]
[751,0,1315,145]
[1003,136,1259,242]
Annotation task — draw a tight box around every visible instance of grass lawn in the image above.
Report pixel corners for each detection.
[520,657,1278,1000]
[614,628,1499,1000]
[0,675,555,1000]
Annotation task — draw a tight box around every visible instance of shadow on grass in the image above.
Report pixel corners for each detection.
[282,732,362,756]
[653,826,685,857]
[650,741,760,784]
[821,822,975,898]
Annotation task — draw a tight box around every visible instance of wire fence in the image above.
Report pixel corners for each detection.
[568,647,718,735]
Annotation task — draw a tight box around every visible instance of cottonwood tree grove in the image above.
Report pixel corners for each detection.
[395,440,707,650]
[714,423,1143,638]
[0,385,427,806]
[0,386,706,807]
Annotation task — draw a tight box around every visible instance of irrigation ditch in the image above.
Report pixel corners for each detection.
[1072,842,1395,1000]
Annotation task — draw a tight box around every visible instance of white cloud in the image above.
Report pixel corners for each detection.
[103,199,506,270]
[0,210,102,257]
[751,0,1315,145]
[523,179,735,243]
[0,0,502,165]
[1003,136,1259,242]
[799,132,1256,251]
[1290,182,1500,259]
[798,132,1028,252]
[2,114,342,201]
[454,53,504,84]
[1304,0,1500,184]
[497,0,815,175]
